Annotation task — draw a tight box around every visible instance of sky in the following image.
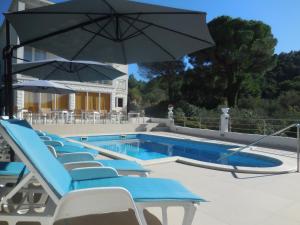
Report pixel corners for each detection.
[1,0,300,80]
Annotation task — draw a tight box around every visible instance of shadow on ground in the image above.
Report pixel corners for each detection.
[0,210,161,225]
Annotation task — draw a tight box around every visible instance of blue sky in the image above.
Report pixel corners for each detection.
[1,0,300,80]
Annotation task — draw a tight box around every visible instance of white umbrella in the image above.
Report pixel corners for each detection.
[13,80,75,94]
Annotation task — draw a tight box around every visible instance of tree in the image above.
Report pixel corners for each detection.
[127,74,145,111]
[190,16,277,107]
[138,60,185,103]
[263,51,300,98]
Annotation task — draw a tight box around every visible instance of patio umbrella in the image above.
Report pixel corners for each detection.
[3,0,214,117]
[12,59,126,82]
[13,80,75,94]
[4,0,214,64]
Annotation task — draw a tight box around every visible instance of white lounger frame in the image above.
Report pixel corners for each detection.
[0,125,198,225]
[47,146,150,177]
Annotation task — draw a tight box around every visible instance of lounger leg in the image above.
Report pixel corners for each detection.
[7,218,17,225]
[182,204,197,225]
[161,206,168,225]
[136,205,148,225]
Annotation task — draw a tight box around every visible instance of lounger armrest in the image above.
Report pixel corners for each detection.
[54,188,137,222]
[40,136,52,141]
[58,153,95,163]
[70,167,119,181]
[44,140,64,147]
[64,161,104,170]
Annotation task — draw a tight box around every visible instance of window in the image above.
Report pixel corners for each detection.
[75,92,87,112]
[24,46,33,62]
[56,94,69,110]
[88,93,99,111]
[41,93,54,110]
[100,93,111,112]
[24,91,39,113]
[34,49,47,61]
[115,97,123,108]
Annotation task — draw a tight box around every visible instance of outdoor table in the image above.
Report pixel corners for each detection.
[52,110,69,123]
[128,112,140,123]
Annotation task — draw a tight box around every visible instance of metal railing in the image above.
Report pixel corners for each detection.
[229,118,299,136]
[174,116,299,137]
[218,123,300,172]
[174,116,220,130]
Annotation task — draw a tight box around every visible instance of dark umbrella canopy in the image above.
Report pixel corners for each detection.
[5,0,214,64]
[12,59,126,82]
[13,80,75,94]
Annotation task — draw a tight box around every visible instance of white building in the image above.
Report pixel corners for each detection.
[0,0,128,115]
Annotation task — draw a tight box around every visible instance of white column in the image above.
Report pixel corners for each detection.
[110,92,115,112]
[54,94,57,110]
[38,93,42,112]
[123,95,128,112]
[69,93,75,111]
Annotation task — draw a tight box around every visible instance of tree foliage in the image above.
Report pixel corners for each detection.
[190,16,277,107]
[127,16,300,120]
[138,60,185,103]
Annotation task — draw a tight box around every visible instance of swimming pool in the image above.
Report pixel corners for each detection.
[70,134,282,168]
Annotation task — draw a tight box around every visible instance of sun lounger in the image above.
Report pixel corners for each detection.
[56,152,149,176]
[44,140,99,155]
[0,119,204,225]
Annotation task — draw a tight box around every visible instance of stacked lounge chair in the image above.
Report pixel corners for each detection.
[0,120,204,225]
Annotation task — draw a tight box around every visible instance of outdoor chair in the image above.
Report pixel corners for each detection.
[0,119,204,225]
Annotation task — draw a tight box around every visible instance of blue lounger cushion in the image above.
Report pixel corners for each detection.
[58,154,149,172]
[0,120,204,203]
[0,161,28,176]
[54,145,99,155]
[97,160,150,172]
[1,120,72,197]
[73,176,203,202]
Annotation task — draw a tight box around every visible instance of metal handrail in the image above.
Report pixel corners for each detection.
[218,123,298,162]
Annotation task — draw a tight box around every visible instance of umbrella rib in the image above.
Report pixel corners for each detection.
[72,15,114,60]
[12,61,55,75]
[120,14,142,38]
[81,27,116,41]
[102,0,117,13]
[52,61,70,73]
[86,65,112,80]
[121,17,177,60]
[76,65,89,73]
[42,63,61,80]
[122,23,152,41]
[123,15,215,46]
[116,21,128,64]
[85,14,115,40]
[13,15,111,49]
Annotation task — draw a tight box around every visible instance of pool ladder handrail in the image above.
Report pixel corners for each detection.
[218,123,300,171]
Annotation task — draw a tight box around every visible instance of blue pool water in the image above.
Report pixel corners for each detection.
[70,134,282,168]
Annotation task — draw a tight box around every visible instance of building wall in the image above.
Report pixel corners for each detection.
[3,0,128,114]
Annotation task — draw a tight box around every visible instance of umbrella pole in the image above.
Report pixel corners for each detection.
[3,19,14,119]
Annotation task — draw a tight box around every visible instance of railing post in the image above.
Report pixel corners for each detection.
[297,124,300,172]
[183,116,186,127]
[263,120,266,135]
[199,117,201,129]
